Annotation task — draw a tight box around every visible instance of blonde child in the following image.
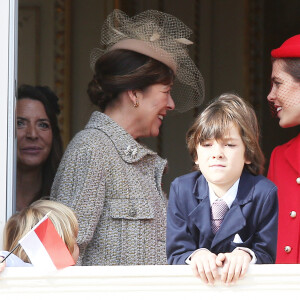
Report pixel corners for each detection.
[0,199,79,271]
[167,93,278,284]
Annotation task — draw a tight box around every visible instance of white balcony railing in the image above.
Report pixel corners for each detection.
[1,265,300,299]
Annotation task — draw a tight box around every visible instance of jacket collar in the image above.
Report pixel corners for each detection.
[85,111,157,163]
[191,170,254,248]
[192,170,253,205]
[285,133,300,174]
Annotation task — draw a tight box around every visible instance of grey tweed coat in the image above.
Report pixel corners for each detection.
[51,112,168,266]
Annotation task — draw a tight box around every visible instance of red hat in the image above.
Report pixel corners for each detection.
[271,34,300,58]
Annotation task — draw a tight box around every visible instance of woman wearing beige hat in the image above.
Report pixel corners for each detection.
[51,9,204,266]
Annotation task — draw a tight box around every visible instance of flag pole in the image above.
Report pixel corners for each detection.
[0,211,52,264]
[0,243,21,263]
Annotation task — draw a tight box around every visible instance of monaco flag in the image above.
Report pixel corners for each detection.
[19,213,75,270]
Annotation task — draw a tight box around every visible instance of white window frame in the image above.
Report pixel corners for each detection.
[0,0,18,249]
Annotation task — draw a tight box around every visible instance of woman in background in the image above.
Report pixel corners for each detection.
[17,85,63,211]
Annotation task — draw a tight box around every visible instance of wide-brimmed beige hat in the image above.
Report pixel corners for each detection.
[90,9,205,113]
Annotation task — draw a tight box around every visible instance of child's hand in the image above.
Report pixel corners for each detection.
[216,249,251,284]
[0,258,6,273]
[190,249,219,284]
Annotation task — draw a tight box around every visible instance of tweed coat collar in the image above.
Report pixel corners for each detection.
[85,111,158,163]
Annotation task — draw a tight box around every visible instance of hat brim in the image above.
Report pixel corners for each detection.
[271,46,300,58]
[109,39,177,73]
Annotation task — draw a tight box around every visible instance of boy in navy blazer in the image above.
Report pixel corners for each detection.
[167,94,278,284]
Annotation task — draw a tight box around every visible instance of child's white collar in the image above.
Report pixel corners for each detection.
[208,178,240,209]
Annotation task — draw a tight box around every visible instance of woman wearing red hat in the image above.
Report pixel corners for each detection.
[267,34,300,263]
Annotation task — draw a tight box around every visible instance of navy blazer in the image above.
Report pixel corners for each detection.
[166,170,278,265]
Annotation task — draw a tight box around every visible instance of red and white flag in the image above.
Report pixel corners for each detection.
[19,213,75,270]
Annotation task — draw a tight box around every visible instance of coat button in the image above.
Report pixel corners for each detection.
[290,211,297,218]
[128,208,137,217]
[296,177,300,184]
[285,246,292,253]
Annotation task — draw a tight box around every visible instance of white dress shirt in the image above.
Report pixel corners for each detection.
[208,178,240,208]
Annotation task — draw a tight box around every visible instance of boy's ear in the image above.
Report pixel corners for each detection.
[244,154,251,165]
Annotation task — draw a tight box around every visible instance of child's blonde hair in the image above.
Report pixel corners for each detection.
[187,93,265,175]
[3,200,78,263]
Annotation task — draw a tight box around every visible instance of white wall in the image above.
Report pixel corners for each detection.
[1,264,300,299]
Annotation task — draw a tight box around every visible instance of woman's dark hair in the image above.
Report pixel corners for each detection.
[87,49,175,111]
[272,57,300,82]
[17,84,63,202]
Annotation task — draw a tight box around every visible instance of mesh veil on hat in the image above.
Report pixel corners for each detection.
[90,9,205,113]
[268,34,300,119]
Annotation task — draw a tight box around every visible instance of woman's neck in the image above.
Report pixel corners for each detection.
[16,167,42,211]
[105,106,141,139]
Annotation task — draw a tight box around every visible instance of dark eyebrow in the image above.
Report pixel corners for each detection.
[17,117,50,122]
[17,117,27,121]
[271,76,281,82]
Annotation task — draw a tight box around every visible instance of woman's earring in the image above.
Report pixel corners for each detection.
[133,100,139,108]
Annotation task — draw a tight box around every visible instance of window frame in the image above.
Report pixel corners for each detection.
[0,0,18,248]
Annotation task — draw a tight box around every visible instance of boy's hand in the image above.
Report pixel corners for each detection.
[216,249,251,284]
[190,249,219,284]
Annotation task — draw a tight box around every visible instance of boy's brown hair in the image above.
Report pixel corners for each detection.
[187,93,265,175]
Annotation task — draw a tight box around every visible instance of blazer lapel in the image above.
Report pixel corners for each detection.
[189,176,213,239]
[211,171,253,249]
